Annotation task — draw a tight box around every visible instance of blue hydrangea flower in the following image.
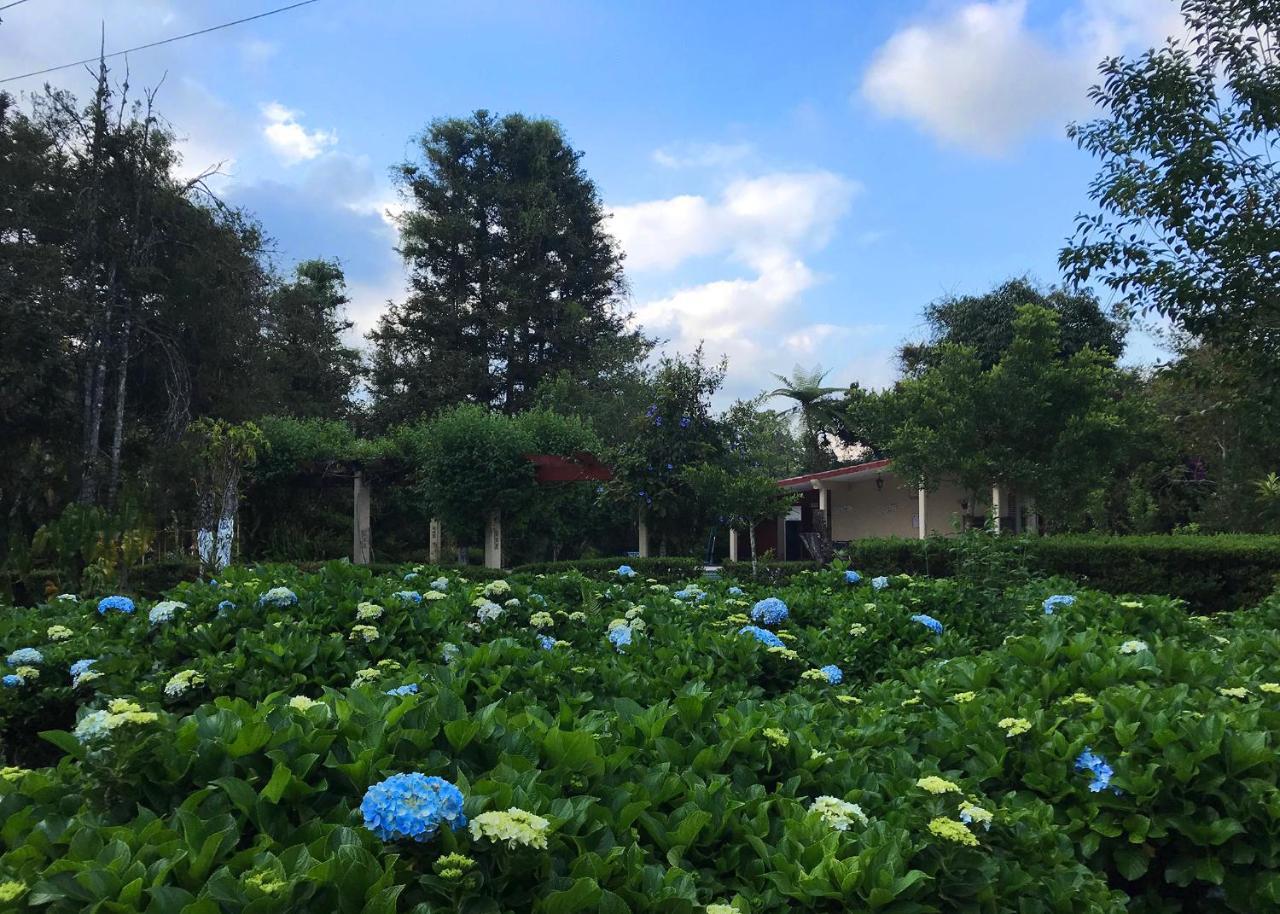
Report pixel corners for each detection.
[616,564,637,578]
[844,570,862,584]
[608,625,632,652]
[728,586,744,596]
[429,577,449,592]
[441,643,460,664]
[97,595,135,615]
[529,593,546,606]
[403,572,419,582]
[6,648,43,666]
[819,664,843,685]
[217,600,236,614]
[69,658,97,685]
[910,613,944,635]
[392,590,422,604]
[384,684,420,697]
[258,587,298,608]
[360,773,467,842]
[2,674,21,688]
[872,576,889,590]
[1043,594,1076,614]
[1075,747,1116,793]
[538,634,556,650]
[750,597,789,627]
[738,625,785,648]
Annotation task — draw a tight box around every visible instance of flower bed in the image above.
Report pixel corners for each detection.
[1,560,1277,911]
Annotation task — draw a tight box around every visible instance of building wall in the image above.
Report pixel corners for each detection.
[828,477,972,541]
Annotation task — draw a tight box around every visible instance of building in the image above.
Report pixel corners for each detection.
[725,459,1040,562]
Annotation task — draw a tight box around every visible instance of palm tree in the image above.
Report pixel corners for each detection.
[768,365,843,473]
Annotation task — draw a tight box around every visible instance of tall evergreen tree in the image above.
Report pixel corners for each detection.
[368,110,646,425]
[263,259,361,418]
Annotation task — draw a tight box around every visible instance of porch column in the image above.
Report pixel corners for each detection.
[484,509,502,569]
[990,484,1003,534]
[353,471,372,565]
[728,527,739,562]
[917,487,928,540]
[429,518,442,563]
[637,508,650,558]
[1025,497,1040,535]
[816,483,831,538]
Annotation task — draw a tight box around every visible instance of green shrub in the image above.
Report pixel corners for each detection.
[845,534,1280,611]
[0,562,1277,911]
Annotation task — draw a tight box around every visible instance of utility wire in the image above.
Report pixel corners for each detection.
[1,0,321,84]
[0,0,37,12]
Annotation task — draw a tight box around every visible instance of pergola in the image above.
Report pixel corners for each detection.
[340,452,612,570]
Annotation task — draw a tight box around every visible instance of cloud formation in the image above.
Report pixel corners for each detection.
[608,170,880,399]
[860,0,1186,154]
[262,102,337,164]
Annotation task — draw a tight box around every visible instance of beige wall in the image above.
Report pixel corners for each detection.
[827,477,972,540]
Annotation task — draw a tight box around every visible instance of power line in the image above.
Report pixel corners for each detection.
[0,0,37,12]
[0,0,321,84]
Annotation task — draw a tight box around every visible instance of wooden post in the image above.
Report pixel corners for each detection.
[484,509,502,569]
[990,484,1002,534]
[917,487,928,540]
[353,471,372,564]
[429,518,442,563]
[728,527,739,562]
[637,509,649,558]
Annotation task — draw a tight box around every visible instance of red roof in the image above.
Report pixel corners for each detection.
[524,452,613,483]
[776,458,891,489]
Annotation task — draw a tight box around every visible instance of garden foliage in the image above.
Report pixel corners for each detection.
[2,562,1279,911]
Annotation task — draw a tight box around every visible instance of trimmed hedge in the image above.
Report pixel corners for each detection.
[510,555,822,583]
[845,534,1280,612]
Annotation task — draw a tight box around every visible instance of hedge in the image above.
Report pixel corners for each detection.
[845,534,1280,612]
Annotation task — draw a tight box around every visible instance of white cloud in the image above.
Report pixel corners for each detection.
[652,141,754,169]
[860,0,1188,154]
[261,102,337,164]
[609,170,877,400]
[609,171,856,272]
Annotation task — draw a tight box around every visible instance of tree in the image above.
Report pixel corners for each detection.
[512,408,606,561]
[900,278,1126,376]
[187,419,264,572]
[881,305,1140,526]
[369,110,647,425]
[262,259,361,419]
[683,463,795,575]
[767,364,843,472]
[1060,0,1280,530]
[401,405,534,551]
[608,348,726,555]
[721,396,805,480]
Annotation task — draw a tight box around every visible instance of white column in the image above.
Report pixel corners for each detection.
[484,509,502,569]
[637,509,649,558]
[1026,497,1040,535]
[728,527,739,562]
[991,484,1003,534]
[917,487,928,540]
[353,471,372,564]
[816,483,831,539]
[429,518,442,563]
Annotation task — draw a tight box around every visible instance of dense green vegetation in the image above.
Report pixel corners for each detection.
[1,563,1277,911]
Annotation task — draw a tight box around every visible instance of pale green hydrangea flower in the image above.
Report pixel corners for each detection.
[469,807,550,849]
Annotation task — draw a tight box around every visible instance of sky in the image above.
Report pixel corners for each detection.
[1,0,1188,404]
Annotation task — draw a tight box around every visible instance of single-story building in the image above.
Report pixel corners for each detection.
[724,459,1042,563]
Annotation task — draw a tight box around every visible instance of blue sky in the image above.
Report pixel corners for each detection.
[4,0,1185,402]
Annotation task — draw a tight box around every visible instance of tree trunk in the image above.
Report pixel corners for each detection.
[214,468,240,570]
[750,525,758,577]
[106,309,131,508]
[78,263,116,505]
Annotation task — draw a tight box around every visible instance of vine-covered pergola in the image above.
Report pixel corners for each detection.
[314,452,612,569]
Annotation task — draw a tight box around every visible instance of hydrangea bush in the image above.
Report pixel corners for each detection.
[0,559,1276,912]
